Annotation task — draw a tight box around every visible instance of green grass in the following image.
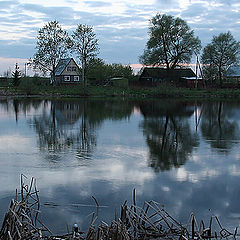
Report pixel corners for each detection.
[2,77,240,99]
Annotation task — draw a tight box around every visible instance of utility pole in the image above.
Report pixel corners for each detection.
[25,63,27,77]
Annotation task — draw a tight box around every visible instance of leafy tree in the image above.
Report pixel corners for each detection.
[72,24,99,89]
[110,63,135,80]
[86,58,107,82]
[140,14,201,70]
[202,32,240,86]
[202,64,218,85]
[32,20,71,84]
[12,63,21,86]
[87,58,136,83]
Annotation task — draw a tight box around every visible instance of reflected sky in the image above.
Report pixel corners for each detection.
[0,98,240,234]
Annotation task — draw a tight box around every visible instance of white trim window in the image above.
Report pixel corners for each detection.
[74,76,79,81]
[64,76,70,81]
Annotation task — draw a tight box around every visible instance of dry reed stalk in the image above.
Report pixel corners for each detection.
[0,175,51,239]
[1,178,239,240]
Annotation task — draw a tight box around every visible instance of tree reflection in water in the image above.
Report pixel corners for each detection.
[3,98,240,171]
[30,100,97,161]
[139,100,199,172]
[200,101,240,152]
[29,99,133,161]
[0,98,43,122]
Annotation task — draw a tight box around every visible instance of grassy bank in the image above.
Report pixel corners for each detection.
[1,77,240,99]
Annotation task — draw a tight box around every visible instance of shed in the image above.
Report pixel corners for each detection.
[111,77,129,88]
[51,58,82,85]
[180,76,203,88]
[225,65,240,83]
[139,67,196,84]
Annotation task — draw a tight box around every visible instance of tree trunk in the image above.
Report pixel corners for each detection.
[52,65,56,85]
[82,59,85,94]
[219,68,222,87]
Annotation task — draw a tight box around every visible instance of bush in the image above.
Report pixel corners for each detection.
[19,78,35,94]
[32,77,49,86]
[17,77,49,94]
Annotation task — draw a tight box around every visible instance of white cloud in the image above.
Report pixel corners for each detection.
[0,0,240,69]
[0,135,34,152]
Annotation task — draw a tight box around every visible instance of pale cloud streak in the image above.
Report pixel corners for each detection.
[0,0,240,74]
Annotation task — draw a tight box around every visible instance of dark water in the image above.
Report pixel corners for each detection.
[1,98,240,234]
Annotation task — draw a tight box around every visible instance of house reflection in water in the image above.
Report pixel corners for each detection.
[29,100,98,161]
[32,99,133,161]
[54,101,82,126]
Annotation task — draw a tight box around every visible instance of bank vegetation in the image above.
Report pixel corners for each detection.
[1,76,240,99]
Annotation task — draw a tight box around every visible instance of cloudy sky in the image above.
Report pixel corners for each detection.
[0,0,240,75]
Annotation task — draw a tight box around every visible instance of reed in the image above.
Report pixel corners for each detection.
[0,177,238,240]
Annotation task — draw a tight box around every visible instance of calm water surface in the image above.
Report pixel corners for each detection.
[0,98,240,234]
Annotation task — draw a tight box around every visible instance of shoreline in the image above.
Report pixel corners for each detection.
[1,90,240,100]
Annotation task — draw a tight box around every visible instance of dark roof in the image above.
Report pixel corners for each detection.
[55,58,71,75]
[139,67,196,80]
[226,65,240,77]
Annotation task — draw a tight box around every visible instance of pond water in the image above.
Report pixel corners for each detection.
[0,98,240,234]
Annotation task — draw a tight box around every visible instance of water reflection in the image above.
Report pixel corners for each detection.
[138,100,199,171]
[29,99,133,160]
[200,101,240,152]
[1,99,240,234]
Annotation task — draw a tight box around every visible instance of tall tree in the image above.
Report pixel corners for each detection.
[72,24,99,89]
[12,63,21,87]
[32,21,71,84]
[201,32,240,86]
[139,14,201,69]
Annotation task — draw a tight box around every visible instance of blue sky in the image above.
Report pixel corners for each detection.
[0,0,240,75]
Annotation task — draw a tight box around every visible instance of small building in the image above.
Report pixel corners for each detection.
[180,76,203,88]
[111,77,129,88]
[51,58,82,85]
[225,65,240,84]
[139,67,196,85]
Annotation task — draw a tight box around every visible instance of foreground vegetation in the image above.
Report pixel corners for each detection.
[1,77,240,99]
[0,176,238,239]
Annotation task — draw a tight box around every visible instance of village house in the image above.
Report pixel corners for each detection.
[51,58,81,85]
[139,67,202,87]
[225,65,240,84]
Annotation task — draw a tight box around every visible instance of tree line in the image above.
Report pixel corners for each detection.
[32,15,240,87]
[140,14,240,86]
[31,21,135,87]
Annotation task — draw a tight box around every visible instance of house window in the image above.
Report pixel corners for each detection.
[64,76,70,81]
[74,76,79,81]
[72,66,77,71]
[67,66,72,71]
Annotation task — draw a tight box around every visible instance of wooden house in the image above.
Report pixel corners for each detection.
[225,65,240,84]
[179,76,203,88]
[139,67,196,85]
[51,58,82,85]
